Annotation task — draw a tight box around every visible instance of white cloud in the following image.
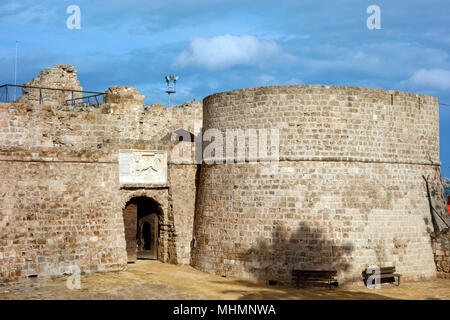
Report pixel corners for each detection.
[257,75,305,86]
[258,74,276,85]
[408,69,450,90]
[0,2,58,25]
[285,78,304,85]
[173,34,292,70]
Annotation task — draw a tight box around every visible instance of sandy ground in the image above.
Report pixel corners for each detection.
[0,260,449,300]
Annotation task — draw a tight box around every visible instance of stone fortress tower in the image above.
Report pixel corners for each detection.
[191,86,448,283]
[0,65,449,284]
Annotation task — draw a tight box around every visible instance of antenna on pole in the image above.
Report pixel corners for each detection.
[14,40,18,101]
[165,75,178,107]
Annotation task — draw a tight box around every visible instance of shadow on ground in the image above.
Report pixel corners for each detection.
[209,278,397,300]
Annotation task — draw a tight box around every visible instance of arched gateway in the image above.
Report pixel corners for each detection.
[123,197,161,262]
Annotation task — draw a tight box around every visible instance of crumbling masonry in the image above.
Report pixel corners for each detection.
[0,64,449,285]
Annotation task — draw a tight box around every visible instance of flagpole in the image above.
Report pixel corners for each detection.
[14,40,18,101]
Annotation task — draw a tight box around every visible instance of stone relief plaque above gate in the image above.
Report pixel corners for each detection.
[119,150,167,186]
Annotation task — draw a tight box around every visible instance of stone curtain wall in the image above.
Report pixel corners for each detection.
[430,229,450,278]
[0,161,126,281]
[0,89,201,163]
[0,89,202,283]
[170,165,200,264]
[17,65,83,106]
[192,85,440,284]
[123,203,138,262]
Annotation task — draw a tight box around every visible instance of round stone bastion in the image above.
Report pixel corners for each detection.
[191,85,441,284]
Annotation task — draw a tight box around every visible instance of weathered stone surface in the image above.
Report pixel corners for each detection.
[0,66,447,287]
[430,229,450,278]
[192,85,442,284]
[103,86,145,114]
[17,64,83,106]
[0,78,201,283]
[119,150,167,185]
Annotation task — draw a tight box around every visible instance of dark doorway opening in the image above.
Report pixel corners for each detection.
[123,197,160,262]
[143,222,151,250]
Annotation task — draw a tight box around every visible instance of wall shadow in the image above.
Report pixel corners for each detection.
[238,221,355,287]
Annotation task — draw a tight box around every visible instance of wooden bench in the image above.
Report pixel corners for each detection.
[292,270,338,289]
[362,266,401,286]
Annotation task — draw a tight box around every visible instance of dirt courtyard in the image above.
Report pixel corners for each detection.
[0,261,449,300]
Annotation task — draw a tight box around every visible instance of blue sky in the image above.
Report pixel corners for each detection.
[1,0,450,176]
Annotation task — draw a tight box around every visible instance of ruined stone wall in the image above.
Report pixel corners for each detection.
[169,164,200,264]
[17,65,83,106]
[192,85,440,284]
[430,229,450,278]
[0,90,202,283]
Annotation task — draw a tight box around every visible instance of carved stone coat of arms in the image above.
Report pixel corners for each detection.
[119,150,167,185]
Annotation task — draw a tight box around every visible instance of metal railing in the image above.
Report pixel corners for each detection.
[0,84,104,107]
[65,93,104,106]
